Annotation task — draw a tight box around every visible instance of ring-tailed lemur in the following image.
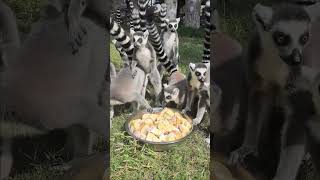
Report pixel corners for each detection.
[130,8,141,32]
[131,29,162,105]
[1,9,109,179]
[115,9,122,24]
[144,4,178,76]
[138,0,149,33]
[162,18,180,66]
[47,0,109,54]
[110,18,134,64]
[111,30,156,120]
[228,3,320,180]
[202,0,211,64]
[159,3,167,34]
[163,71,188,109]
[182,63,209,125]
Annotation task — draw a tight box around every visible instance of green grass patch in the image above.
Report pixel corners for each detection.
[111,26,209,179]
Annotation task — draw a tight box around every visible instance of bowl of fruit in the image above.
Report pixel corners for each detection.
[125,108,193,151]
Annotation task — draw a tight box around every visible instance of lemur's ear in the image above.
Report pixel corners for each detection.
[143,30,149,38]
[130,29,135,36]
[252,3,273,31]
[305,2,320,22]
[176,18,181,23]
[189,63,196,71]
[172,88,180,96]
[165,18,170,24]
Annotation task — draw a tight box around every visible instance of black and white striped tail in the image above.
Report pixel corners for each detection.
[110,18,134,62]
[131,9,141,31]
[116,9,122,24]
[138,0,149,32]
[202,0,211,64]
[159,3,167,33]
[146,6,177,75]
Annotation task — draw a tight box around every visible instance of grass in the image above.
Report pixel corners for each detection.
[110,26,210,180]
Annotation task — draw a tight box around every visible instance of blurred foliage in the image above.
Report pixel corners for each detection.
[4,0,44,32]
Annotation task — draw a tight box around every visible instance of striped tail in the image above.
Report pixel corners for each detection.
[202,0,211,64]
[138,0,149,32]
[159,3,168,33]
[131,9,141,32]
[146,7,177,76]
[109,18,134,62]
[116,9,122,24]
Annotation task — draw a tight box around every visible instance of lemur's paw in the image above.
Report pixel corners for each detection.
[131,70,137,79]
[68,23,88,54]
[181,108,190,114]
[205,137,210,148]
[192,118,202,126]
[228,146,258,166]
[146,108,154,113]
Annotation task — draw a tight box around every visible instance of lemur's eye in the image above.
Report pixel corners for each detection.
[273,31,290,46]
[300,32,309,45]
[203,72,206,76]
[166,95,172,99]
[195,72,201,76]
[169,24,173,28]
[138,38,142,43]
[174,24,177,28]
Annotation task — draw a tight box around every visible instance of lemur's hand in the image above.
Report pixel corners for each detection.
[68,21,88,55]
[182,107,191,114]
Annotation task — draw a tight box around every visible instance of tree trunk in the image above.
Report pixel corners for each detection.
[184,0,200,28]
[165,0,178,19]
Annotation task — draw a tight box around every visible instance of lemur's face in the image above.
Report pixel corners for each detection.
[131,30,149,48]
[189,63,208,83]
[253,3,314,66]
[165,18,180,32]
[270,20,311,66]
[163,84,179,103]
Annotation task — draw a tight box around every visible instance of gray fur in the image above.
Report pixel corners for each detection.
[131,29,162,105]
[110,66,151,121]
[183,62,209,125]
[163,71,188,109]
[1,9,108,179]
[162,18,180,65]
[47,0,109,54]
[229,3,320,180]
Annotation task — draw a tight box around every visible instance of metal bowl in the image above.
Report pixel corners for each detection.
[124,107,193,152]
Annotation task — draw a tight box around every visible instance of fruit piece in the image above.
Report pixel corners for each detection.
[146,132,159,141]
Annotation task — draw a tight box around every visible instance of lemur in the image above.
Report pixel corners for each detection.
[162,17,180,66]
[163,71,188,109]
[131,29,162,106]
[183,63,209,125]
[228,4,320,180]
[0,0,20,69]
[209,5,251,157]
[45,0,109,54]
[202,0,211,64]
[110,30,156,120]
[144,2,178,76]
[159,3,167,34]
[0,4,109,179]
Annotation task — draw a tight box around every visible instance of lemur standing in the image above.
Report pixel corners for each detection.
[110,30,156,120]
[227,3,320,180]
[162,17,180,66]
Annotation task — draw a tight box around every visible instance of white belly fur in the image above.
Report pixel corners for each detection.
[163,32,176,56]
[136,47,152,63]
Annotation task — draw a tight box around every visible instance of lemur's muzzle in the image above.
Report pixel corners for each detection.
[281,49,302,66]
